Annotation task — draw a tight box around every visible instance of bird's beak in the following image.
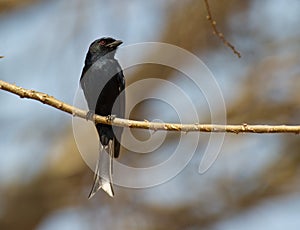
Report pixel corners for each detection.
[106,40,123,48]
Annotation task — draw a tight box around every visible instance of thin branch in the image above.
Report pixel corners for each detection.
[203,0,241,58]
[0,80,299,134]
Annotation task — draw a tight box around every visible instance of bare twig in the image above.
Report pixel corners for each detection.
[203,0,241,58]
[1,80,299,134]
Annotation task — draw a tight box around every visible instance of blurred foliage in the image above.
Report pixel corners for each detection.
[0,0,39,12]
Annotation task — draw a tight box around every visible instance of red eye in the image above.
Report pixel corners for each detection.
[99,40,106,46]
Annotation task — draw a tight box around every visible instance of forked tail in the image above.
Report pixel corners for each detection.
[88,140,114,198]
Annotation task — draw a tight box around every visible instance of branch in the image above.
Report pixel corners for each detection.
[204,0,241,58]
[0,80,299,134]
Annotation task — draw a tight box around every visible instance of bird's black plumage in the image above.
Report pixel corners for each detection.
[80,37,125,198]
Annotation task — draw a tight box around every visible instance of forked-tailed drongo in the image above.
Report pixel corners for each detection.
[80,37,125,198]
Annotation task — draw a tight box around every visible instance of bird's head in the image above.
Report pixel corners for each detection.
[87,37,123,61]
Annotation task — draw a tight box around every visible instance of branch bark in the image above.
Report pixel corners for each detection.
[0,80,299,134]
[203,0,241,58]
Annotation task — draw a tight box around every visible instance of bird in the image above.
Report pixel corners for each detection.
[80,37,125,198]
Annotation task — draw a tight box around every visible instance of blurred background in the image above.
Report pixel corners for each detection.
[0,0,300,229]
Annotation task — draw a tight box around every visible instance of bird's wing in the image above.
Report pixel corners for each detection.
[113,69,125,157]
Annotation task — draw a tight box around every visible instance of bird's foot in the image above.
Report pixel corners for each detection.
[106,115,116,122]
[86,110,95,121]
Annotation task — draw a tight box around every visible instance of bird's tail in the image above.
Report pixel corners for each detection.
[88,140,114,198]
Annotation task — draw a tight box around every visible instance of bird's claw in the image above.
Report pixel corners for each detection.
[86,110,95,121]
[106,115,116,122]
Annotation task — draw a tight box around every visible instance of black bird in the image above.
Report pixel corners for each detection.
[80,37,125,198]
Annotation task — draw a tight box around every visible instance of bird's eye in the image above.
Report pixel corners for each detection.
[99,40,106,46]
